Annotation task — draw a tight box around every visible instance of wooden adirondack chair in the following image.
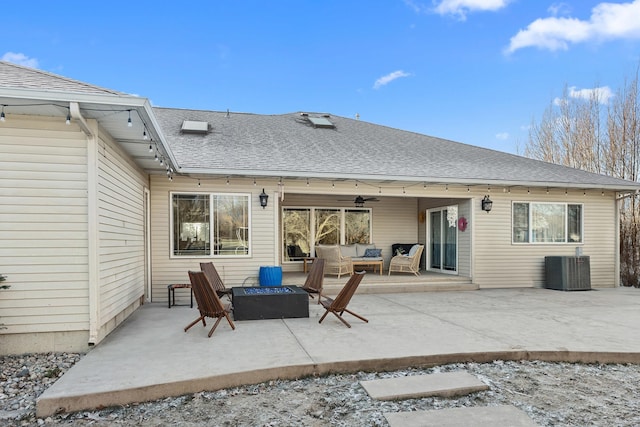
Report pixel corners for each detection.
[319,271,368,328]
[301,258,325,303]
[200,262,232,298]
[184,271,235,338]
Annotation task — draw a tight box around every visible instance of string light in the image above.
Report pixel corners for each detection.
[306,178,309,187]
[198,179,201,187]
[253,178,256,186]
[467,186,470,192]
[0,105,5,122]
[148,143,153,152]
[127,110,132,127]
[143,127,148,140]
[65,108,71,125]
[226,176,230,185]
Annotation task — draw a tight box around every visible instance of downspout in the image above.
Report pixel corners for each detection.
[615,194,620,287]
[70,102,100,345]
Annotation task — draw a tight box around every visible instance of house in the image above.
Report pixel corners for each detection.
[1,60,638,355]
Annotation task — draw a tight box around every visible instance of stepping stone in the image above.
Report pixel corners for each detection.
[384,405,539,427]
[360,371,488,401]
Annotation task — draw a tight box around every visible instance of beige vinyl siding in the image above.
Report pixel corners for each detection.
[95,130,148,339]
[149,176,277,304]
[0,116,90,339]
[473,188,617,289]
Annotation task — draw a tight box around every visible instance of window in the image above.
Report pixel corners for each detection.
[282,207,371,261]
[172,193,250,257]
[512,202,583,244]
[345,209,371,244]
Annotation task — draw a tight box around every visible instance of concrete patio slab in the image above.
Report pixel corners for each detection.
[36,287,640,417]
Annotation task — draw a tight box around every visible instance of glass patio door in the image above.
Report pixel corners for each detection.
[428,207,457,273]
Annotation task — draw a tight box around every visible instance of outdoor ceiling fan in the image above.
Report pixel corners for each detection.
[337,195,380,207]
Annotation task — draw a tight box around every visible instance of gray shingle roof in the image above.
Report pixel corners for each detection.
[0,61,123,95]
[153,107,639,190]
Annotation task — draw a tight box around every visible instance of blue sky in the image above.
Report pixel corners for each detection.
[2,1,640,154]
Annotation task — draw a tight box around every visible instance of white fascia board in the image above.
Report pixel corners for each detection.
[0,87,147,106]
[175,167,640,192]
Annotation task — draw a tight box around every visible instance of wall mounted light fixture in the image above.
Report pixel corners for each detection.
[481,195,493,213]
[259,189,269,209]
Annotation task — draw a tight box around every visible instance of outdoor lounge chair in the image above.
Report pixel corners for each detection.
[315,245,353,278]
[184,270,236,338]
[200,262,232,298]
[388,244,424,276]
[301,258,325,303]
[319,271,368,328]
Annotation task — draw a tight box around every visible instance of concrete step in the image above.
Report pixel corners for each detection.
[384,405,539,427]
[360,371,488,401]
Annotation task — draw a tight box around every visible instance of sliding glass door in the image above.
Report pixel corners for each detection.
[428,207,457,273]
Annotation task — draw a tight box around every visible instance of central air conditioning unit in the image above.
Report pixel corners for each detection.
[544,256,591,291]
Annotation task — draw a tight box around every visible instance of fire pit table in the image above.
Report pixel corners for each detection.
[231,286,309,320]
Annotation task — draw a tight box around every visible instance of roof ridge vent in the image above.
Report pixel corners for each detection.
[181,120,209,134]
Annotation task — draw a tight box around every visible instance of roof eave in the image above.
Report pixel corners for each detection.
[175,168,640,192]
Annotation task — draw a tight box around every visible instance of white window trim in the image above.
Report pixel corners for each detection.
[511,201,584,245]
[170,191,252,259]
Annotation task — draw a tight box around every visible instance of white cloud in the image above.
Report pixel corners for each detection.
[505,0,640,54]
[554,85,614,105]
[2,52,39,68]
[495,132,509,140]
[433,0,511,20]
[373,70,411,89]
[548,2,571,17]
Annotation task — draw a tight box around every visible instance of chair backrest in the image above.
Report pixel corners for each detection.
[188,271,227,317]
[327,271,365,312]
[315,245,340,262]
[303,258,325,292]
[200,262,227,294]
[410,245,424,269]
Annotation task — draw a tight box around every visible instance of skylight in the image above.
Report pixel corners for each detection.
[181,120,209,133]
[308,116,335,128]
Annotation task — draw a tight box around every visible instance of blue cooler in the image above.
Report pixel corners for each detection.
[259,266,282,287]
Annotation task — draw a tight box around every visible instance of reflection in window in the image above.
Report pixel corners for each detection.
[173,194,210,256]
[345,209,371,244]
[172,193,249,257]
[283,209,311,261]
[315,209,340,245]
[512,202,582,244]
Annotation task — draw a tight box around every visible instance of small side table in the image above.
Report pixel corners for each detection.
[302,257,317,273]
[167,284,193,308]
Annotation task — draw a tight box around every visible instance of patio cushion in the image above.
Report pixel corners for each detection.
[363,248,382,258]
[408,244,420,257]
[340,244,358,258]
[356,243,376,257]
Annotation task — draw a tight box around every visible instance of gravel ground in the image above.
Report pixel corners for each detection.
[2,353,640,426]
